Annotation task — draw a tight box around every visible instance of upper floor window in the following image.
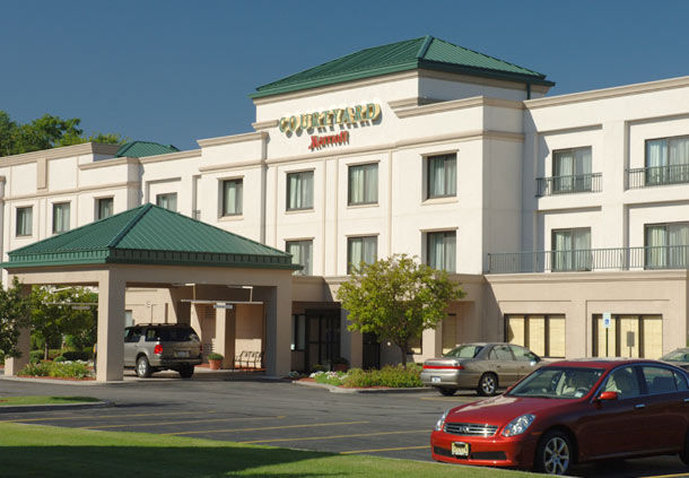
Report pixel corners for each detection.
[427,230,456,273]
[646,135,689,186]
[287,171,314,211]
[96,197,113,220]
[221,179,243,216]
[645,222,689,269]
[552,147,592,193]
[427,153,456,199]
[52,202,70,234]
[347,236,377,273]
[286,240,313,275]
[16,206,32,237]
[348,163,378,205]
[552,227,591,271]
[156,193,177,212]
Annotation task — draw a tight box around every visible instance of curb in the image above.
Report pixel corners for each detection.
[0,400,114,413]
[293,380,433,394]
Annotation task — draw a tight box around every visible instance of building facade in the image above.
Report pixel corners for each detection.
[3,36,689,373]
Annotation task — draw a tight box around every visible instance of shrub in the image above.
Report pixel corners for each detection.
[344,364,422,388]
[62,350,90,361]
[29,350,43,363]
[19,360,91,379]
[53,356,66,363]
[311,371,347,386]
[207,352,223,360]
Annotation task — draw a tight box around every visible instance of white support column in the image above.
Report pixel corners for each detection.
[4,281,31,376]
[96,269,126,382]
[259,275,292,377]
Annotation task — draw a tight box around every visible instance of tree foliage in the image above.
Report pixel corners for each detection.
[0,110,124,157]
[0,277,32,359]
[336,254,465,367]
[30,287,98,359]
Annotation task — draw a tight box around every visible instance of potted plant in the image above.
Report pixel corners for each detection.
[207,352,224,370]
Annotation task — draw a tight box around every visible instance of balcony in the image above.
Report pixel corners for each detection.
[627,164,689,189]
[536,173,602,197]
[487,246,689,274]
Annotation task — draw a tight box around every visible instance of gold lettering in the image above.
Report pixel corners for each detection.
[279,117,289,133]
[354,105,363,121]
[366,103,381,121]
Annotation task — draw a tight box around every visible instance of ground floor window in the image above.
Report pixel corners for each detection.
[505,314,565,358]
[592,314,662,358]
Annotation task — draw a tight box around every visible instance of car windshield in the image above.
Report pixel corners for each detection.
[508,367,604,399]
[662,350,689,362]
[443,345,483,358]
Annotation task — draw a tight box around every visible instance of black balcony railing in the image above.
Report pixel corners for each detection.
[627,164,689,189]
[536,173,602,197]
[487,245,689,274]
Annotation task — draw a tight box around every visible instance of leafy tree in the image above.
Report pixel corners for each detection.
[30,287,97,359]
[337,254,465,367]
[0,277,32,359]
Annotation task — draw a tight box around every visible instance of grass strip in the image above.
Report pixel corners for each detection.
[0,396,100,406]
[0,422,539,477]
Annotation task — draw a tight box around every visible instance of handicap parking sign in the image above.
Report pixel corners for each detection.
[603,312,612,329]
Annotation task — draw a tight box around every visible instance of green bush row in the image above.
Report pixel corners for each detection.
[29,347,93,363]
[312,364,423,388]
[19,360,92,379]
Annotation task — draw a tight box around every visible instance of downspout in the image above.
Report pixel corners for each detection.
[526,82,532,100]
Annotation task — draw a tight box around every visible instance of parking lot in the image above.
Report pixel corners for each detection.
[1,374,688,477]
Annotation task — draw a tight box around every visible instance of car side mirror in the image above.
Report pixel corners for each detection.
[597,391,618,401]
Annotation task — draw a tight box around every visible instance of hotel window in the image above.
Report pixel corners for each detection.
[551,228,591,271]
[506,314,566,358]
[426,153,456,199]
[646,135,689,186]
[286,240,313,275]
[552,147,592,193]
[592,314,662,359]
[52,202,70,234]
[96,197,113,220]
[645,222,689,269]
[16,206,32,237]
[347,236,377,273]
[221,179,243,216]
[427,230,456,273]
[348,163,378,205]
[156,193,177,212]
[286,171,314,211]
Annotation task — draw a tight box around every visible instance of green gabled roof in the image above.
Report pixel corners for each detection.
[251,36,553,99]
[115,141,179,158]
[4,204,298,270]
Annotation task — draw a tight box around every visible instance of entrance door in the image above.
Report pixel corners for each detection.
[305,309,341,371]
[362,332,380,370]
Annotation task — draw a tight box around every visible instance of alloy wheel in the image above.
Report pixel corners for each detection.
[543,436,570,475]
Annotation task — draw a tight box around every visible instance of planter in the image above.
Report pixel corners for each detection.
[208,359,222,370]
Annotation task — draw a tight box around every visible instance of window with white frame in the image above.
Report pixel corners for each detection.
[553,147,592,193]
[348,163,378,205]
[16,206,32,237]
[156,193,177,211]
[221,179,243,216]
[286,240,313,275]
[646,135,689,185]
[426,153,456,199]
[286,171,314,211]
[645,222,689,269]
[426,230,456,272]
[347,236,377,273]
[52,202,70,234]
[96,197,114,220]
[551,228,591,271]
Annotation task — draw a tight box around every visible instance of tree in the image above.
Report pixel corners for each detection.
[337,254,465,367]
[0,277,31,359]
[30,286,98,359]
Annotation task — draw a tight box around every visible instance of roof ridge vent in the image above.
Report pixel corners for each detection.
[416,35,434,59]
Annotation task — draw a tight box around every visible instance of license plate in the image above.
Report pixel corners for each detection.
[431,376,441,383]
[175,351,189,358]
[451,442,470,457]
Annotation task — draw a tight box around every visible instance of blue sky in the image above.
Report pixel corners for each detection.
[2,1,689,151]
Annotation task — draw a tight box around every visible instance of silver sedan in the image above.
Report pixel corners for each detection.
[420,343,541,396]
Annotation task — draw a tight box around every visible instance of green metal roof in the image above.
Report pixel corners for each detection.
[3,204,299,270]
[115,141,179,158]
[251,36,553,99]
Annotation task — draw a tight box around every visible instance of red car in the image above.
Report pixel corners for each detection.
[431,359,689,475]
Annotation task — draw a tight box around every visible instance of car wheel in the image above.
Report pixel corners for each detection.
[178,365,194,379]
[477,373,498,396]
[536,430,573,475]
[680,429,689,466]
[136,355,152,378]
[438,388,456,396]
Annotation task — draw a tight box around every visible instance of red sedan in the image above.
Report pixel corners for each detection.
[431,359,689,475]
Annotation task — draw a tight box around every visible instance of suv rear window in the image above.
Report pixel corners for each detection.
[145,327,198,342]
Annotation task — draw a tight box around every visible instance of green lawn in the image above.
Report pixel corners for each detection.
[0,422,541,477]
[0,396,100,406]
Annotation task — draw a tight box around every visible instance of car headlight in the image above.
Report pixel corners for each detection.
[434,409,450,431]
[502,414,535,437]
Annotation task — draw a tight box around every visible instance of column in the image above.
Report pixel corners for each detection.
[96,269,126,382]
[4,281,31,376]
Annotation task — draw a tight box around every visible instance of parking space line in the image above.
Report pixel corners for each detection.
[79,415,286,429]
[240,429,427,444]
[164,420,369,436]
[0,411,205,423]
[340,445,429,454]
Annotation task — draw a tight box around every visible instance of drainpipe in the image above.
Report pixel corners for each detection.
[526,82,532,100]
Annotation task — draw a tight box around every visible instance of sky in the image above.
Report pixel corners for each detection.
[2,0,689,151]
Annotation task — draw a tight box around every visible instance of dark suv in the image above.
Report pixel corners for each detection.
[123,323,202,378]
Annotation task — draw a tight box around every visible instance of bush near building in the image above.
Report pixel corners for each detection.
[311,364,423,388]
